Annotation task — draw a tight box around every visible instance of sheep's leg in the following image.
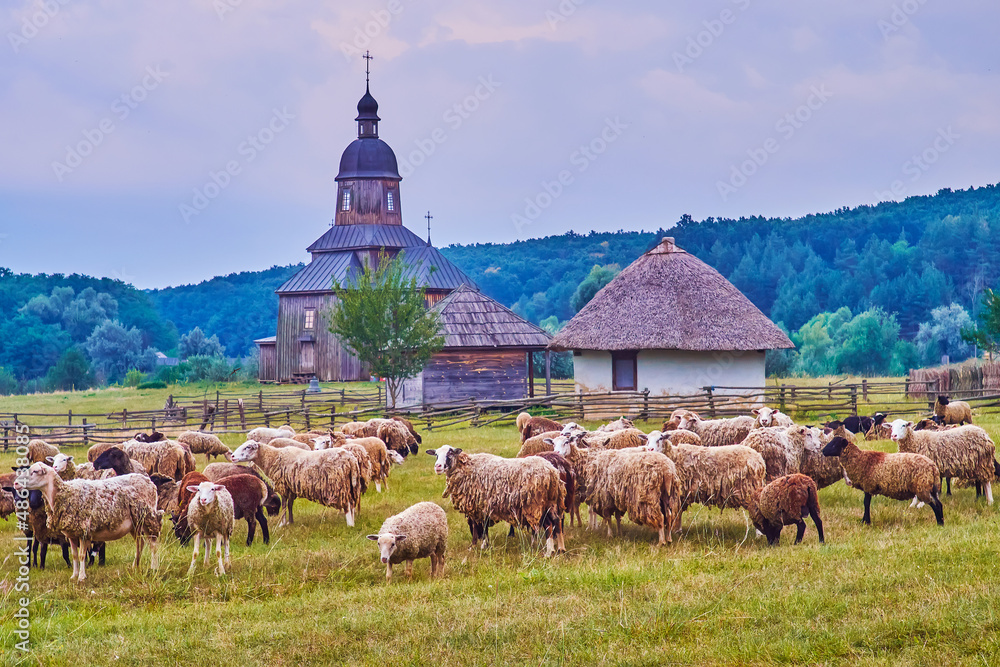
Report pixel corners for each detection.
[945,477,952,496]
[405,560,414,578]
[862,493,872,525]
[657,525,666,546]
[908,496,925,509]
[927,489,945,526]
[375,481,382,493]
[385,562,392,583]
[187,532,201,575]
[68,538,80,581]
[38,541,47,570]
[794,521,807,545]
[986,482,994,506]
[614,513,622,537]
[345,504,356,527]
[246,516,256,547]
[60,543,71,568]
[257,507,270,545]
[286,496,295,525]
[810,509,825,544]
[224,536,231,569]
[215,534,225,576]
[78,539,90,582]
[149,537,159,571]
[134,535,143,568]
[481,525,491,550]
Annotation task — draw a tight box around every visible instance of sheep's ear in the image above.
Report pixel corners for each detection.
[213,484,225,491]
[186,485,201,493]
[542,438,554,446]
[452,448,462,455]
[751,408,760,416]
[366,535,380,541]
[395,535,407,542]
[426,449,436,456]
[46,456,54,463]
[67,456,74,462]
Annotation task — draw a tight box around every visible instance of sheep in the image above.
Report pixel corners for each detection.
[231,440,362,527]
[177,431,232,462]
[602,428,650,450]
[367,501,448,582]
[913,418,958,431]
[133,431,165,443]
[267,436,312,451]
[172,471,211,544]
[149,474,180,514]
[87,442,118,463]
[520,416,564,443]
[377,420,419,457]
[185,481,235,576]
[889,419,996,504]
[826,413,883,435]
[798,427,846,490]
[644,431,766,534]
[661,429,703,447]
[558,423,647,450]
[822,436,943,525]
[0,487,15,521]
[28,439,60,464]
[596,416,635,432]
[19,488,71,569]
[740,425,818,483]
[93,447,149,477]
[427,445,565,555]
[49,453,79,481]
[661,408,691,432]
[391,416,422,445]
[544,435,604,531]
[516,431,563,458]
[751,407,794,429]
[203,463,282,517]
[533,451,580,528]
[934,395,973,425]
[676,413,755,448]
[748,474,825,546]
[122,439,194,480]
[578,446,680,546]
[214,474,270,546]
[289,432,321,447]
[864,413,891,440]
[340,421,377,438]
[74,462,114,481]
[515,412,532,434]
[334,436,397,492]
[20,462,162,582]
[246,425,296,444]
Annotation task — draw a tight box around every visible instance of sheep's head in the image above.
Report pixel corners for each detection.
[888,419,913,441]
[22,461,56,491]
[788,425,816,448]
[937,395,950,406]
[93,447,127,471]
[873,413,887,426]
[367,532,406,564]
[560,422,584,436]
[388,451,406,465]
[426,445,461,474]
[677,413,701,430]
[644,430,670,454]
[544,436,572,458]
[231,440,261,463]
[49,453,74,474]
[752,407,779,427]
[188,481,227,507]
[821,436,850,457]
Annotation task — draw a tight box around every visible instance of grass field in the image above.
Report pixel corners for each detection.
[2,387,999,665]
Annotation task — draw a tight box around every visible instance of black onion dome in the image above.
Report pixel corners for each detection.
[336,138,400,180]
[355,85,380,121]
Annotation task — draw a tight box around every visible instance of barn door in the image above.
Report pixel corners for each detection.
[299,341,315,374]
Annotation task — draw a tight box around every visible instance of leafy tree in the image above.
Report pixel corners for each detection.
[0,366,18,395]
[834,308,900,376]
[791,308,852,377]
[327,252,443,408]
[84,320,156,384]
[0,313,72,380]
[890,340,922,376]
[962,288,1000,358]
[915,303,974,365]
[45,348,94,391]
[570,264,621,312]
[124,369,146,387]
[21,286,118,340]
[178,326,225,359]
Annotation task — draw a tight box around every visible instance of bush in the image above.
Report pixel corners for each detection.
[137,380,167,389]
[45,347,94,391]
[0,366,18,395]
[124,368,145,387]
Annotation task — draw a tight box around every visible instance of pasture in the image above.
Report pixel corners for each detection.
[1,390,999,665]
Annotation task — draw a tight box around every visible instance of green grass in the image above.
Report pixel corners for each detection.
[1,390,999,665]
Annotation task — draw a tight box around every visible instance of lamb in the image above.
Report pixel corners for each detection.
[677,413,755,448]
[172,471,211,544]
[367,501,448,582]
[596,416,635,432]
[934,395,973,425]
[122,439,194,480]
[740,425,818,483]
[516,431,564,458]
[177,431,232,462]
[644,431,767,534]
[520,415,564,443]
[231,440,362,526]
[214,474,270,546]
[203,463,281,517]
[889,419,995,503]
[28,439,60,464]
[49,453,80,481]
[21,462,162,582]
[751,407,794,429]
[246,425,296,444]
[185,481,235,576]
[427,445,565,555]
[748,474,825,546]
[93,447,149,477]
[377,420,419,457]
[822,436,943,525]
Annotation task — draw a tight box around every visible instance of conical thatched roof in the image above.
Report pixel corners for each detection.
[548,238,794,352]
[433,284,552,349]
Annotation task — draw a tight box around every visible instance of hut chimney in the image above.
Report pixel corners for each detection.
[651,237,677,254]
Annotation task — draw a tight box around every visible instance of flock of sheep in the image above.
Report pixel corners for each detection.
[1,395,995,583]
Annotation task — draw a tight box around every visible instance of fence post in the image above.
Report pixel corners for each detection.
[305,407,311,431]
[904,377,910,397]
[122,408,128,430]
[285,409,290,426]
[83,418,89,447]
[2,423,8,452]
[779,385,786,412]
[151,417,156,432]
[850,386,858,415]
[862,379,868,402]
[706,387,716,419]
[259,390,263,410]
[827,383,831,400]
[265,412,271,427]
[330,404,336,428]
[68,409,73,426]
[216,390,220,412]
[641,389,650,421]
[341,388,346,406]
[238,398,246,431]
[223,400,229,430]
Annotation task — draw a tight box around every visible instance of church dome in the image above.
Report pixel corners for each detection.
[336,138,400,180]
[356,86,380,121]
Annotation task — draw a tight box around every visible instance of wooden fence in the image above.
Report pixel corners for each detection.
[908,360,1000,397]
[6,377,999,451]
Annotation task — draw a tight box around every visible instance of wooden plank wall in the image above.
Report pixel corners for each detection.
[276,294,367,381]
[258,344,277,382]
[422,349,527,404]
[335,178,402,226]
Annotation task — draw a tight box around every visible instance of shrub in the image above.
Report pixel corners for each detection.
[0,366,18,395]
[137,380,167,389]
[124,368,145,387]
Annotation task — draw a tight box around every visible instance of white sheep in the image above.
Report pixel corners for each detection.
[751,406,794,429]
[185,481,235,576]
[889,419,996,505]
[246,425,296,444]
[367,501,448,582]
[677,413,756,448]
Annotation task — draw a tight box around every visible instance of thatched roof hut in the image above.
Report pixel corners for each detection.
[549,238,792,396]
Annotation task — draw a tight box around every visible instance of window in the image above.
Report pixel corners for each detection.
[611,351,637,391]
[341,189,351,211]
[386,191,394,211]
[304,309,316,330]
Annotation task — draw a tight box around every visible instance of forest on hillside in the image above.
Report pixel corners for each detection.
[2,183,999,390]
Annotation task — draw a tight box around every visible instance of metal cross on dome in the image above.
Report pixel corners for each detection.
[425,211,433,245]
[363,50,373,84]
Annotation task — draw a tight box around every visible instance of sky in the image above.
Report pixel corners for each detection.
[1,0,999,289]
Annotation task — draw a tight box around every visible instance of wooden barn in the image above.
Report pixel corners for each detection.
[549,237,794,396]
[258,77,474,383]
[394,285,553,408]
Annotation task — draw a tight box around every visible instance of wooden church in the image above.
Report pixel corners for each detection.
[257,64,550,393]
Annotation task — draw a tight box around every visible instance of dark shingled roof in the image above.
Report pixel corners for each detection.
[548,238,795,352]
[336,138,400,180]
[432,285,552,349]
[307,224,426,253]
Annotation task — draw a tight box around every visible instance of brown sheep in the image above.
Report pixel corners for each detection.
[516,431,563,458]
[27,440,60,464]
[533,451,579,528]
[749,474,824,546]
[203,463,281,517]
[215,474,270,546]
[934,395,973,425]
[520,416,564,443]
[377,420,418,457]
[172,471,211,544]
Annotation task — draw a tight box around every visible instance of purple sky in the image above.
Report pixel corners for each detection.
[2,0,998,289]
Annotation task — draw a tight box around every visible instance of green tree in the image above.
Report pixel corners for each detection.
[570,264,620,313]
[327,252,443,408]
[45,348,94,391]
[834,308,900,376]
[962,288,1000,358]
[84,319,156,384]
[178,326,225,359]
[0,366,18,395]
[890,340,922,376]
[915,303,974,365]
